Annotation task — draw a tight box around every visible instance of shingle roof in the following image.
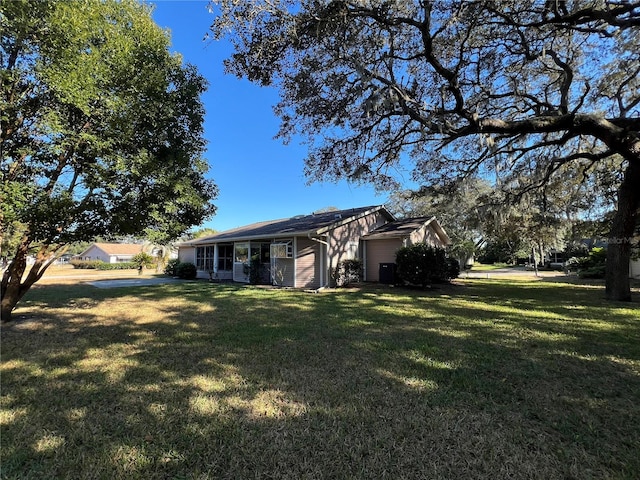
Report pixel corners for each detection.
[185,206,390,245]
[363,217,435,239]
[92,243,143,255]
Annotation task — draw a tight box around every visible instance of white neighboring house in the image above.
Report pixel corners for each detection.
[74,243,142,263]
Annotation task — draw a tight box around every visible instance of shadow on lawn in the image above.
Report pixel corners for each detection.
[1,281,639,479]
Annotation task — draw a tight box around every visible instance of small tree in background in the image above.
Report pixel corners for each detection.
[131,253,155,275]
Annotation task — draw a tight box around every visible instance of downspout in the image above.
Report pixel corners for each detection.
[308,233,329,288]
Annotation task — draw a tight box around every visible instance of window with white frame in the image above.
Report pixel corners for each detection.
[270,241,293,258]
[196,246,215,271]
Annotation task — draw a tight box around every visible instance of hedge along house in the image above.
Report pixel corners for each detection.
[178,206,451,288]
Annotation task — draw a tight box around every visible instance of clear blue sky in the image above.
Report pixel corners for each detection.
[150,1,387,232]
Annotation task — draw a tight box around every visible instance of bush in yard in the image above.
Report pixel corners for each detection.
[566,247,607,279]
[164,258,181,277]
[70,260,104,269]
[447,257,461,280]
[247,258,263,285]
[395,244,459,287]
[332,259,363,287]
[131,252,155,274]
[96,262,137,270]
[175,262,197,280]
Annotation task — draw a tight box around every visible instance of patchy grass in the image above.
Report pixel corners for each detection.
[1,279,639,479]
[470,263,514,271]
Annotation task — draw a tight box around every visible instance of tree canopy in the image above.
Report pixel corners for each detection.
[210,0,640,300]
[1,0,218,320]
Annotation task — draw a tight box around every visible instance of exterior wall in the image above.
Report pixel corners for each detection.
[272,258,295,287]
[295,237,321,289]
[178,246,196,264]
[409,224,447,248]
[365,238,404,282]
[80,245,110,263]
[233,263,249,283]
[327,210,389,271]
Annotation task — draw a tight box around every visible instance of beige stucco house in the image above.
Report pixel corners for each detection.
[178,205,450,288]
[74,243,142,263]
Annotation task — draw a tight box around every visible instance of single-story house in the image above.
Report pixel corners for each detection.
[74,243,143,264]
[178,205,450,288]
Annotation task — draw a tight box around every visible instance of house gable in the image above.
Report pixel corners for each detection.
[363,217,451,282]
[76,243,142,263]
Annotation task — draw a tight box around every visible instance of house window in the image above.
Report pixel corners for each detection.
[270,241,293,258]
[234,243,249,263]
[249,243,271,263]
[196,246,215,272]
[217,245,233,271]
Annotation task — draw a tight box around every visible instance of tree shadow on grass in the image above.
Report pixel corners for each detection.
[1,281,639,479]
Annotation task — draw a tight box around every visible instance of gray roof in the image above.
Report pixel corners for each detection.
[363,217,435,239]
[183,205,392,245]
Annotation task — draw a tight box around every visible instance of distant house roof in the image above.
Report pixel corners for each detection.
[363,216,451,245]
[183,206,394,245]
[78,243,143,257]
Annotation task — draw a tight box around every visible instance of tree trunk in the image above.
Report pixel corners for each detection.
[1,241,60,322]
[605,161,640,301]
[1,244,29,323]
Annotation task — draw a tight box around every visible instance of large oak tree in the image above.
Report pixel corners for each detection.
[210,0,639,300]
[1,0,218,321]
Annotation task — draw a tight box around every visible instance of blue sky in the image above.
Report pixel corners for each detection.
[150,1,386,232]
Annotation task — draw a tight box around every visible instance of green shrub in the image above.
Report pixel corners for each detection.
[247,258,263,285]
[566,247,607,279]
[131,252,155,273]
[165,258,181,276]
[70,260,104,269]
[578,265,607,279]
[447,257,461,280]
[395,244,459,287]
[175,262,197,280]
[332,259,363,287]
[96,262,137,270]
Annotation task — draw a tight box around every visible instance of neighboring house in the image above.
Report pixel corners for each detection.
[178,205,450,288]
[74,243,143,264]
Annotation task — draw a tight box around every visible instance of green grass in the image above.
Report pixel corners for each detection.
[470,263,514,271]
[2,279,639,479]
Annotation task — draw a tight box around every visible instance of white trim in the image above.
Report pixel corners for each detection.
[293,237,298,288]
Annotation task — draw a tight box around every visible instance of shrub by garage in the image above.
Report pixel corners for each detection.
[395,244,459,287]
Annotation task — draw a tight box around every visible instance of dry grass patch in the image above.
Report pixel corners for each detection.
[1,279,639,479]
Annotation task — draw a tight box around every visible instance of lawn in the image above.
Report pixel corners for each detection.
[1,278,639,479]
